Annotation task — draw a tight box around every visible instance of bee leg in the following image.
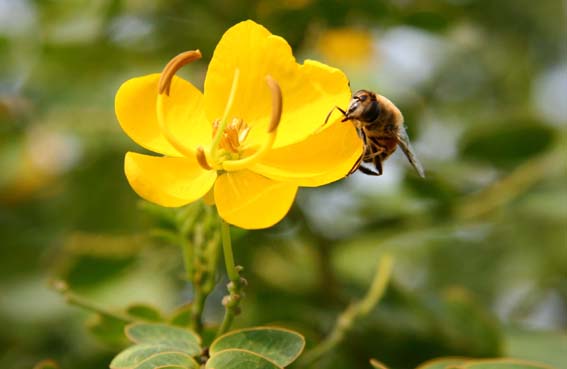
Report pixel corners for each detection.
[358,164,381,176]
[348,154,363,176]
[372,156,383,175]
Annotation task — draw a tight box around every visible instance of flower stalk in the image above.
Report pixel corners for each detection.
[216,219,247,337]
[51,280,133,323]
[174,203,220,335]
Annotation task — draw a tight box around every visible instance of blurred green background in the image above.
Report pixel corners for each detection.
[1,1,565,369]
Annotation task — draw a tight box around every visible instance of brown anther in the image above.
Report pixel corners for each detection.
[158,50,202,95]
[196,146,212,170]
[265,75,282,133]
[225,119,241,152]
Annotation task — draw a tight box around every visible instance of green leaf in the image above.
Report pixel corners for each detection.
[459,359,558,369]
[415,357,467,369]
[460,120,554,169]
[505,329,567,369]
[87,313,129,347]
[168,304,192,327]
[110,344,181,369]
[126,323,201,356]
[127,304,164,322]
[206,349,282,369]
[133,352,199,369]
[209,327,305,367]
[415,358,558,369]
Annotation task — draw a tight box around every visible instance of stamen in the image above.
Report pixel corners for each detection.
[155,50,202,158]
[158,50,202,95]
[208,69,241,165]
[265,75,283,133]
[222,75,282,171]
[196,146,213,170]
[157,94,195,158]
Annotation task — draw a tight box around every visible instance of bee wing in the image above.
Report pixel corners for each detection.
[397,126,425,178]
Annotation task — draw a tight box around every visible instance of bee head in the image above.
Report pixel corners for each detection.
[343,90,381,123]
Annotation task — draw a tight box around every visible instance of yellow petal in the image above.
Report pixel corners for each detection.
[116,74,210,156]
[125,152,217,207]
[204,20,351,149]
[214,170,298,229]
[252,119,363,186]
[275,57,351,146]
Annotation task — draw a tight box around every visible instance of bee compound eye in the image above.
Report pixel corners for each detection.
[361,100,380,122]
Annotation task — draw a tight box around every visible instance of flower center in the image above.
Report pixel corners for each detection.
[212,117,251,157]
[157,50,282,173]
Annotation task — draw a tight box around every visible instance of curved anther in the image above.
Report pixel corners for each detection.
[196,146,213,170]
[222,75,283,171]
[265,75,282,133]
[155,50,202,158]
[158,50,202,95]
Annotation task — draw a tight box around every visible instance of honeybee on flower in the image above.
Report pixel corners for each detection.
[115,20,362,229]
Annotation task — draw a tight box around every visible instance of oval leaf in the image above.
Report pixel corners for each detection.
[87,313,129,347]
[416,357,468,369]
[127,304,164,322]
[209,327,304,367]
[460,358,558,369]
[133,352,199,369]
[460,120,554,169]
[111,344,182,369]
[168,304,192,327]
[126,323,201,355]
[206,349,282,369]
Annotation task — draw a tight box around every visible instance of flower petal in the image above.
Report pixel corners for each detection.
[116,74,210,156]
[214,170,298,229]
[252,119,363,186]
[125,152,217,207]
[204,20,351,149]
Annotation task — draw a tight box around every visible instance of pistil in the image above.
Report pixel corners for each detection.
[222,75,282,171]
[208,69,241,168]
[154,51,283,173]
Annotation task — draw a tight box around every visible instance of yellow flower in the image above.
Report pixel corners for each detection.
[115,20,362,229]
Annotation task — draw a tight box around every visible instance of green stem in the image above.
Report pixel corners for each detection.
[51,280,133,323]
[191,288,206,334]
[220,220,239,282]
[216,219,245,337]
[299,255,394,367]
[182,236,206,334]
[181,237,193,282]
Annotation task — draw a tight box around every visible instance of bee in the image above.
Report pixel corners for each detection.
[327,90,425,178]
